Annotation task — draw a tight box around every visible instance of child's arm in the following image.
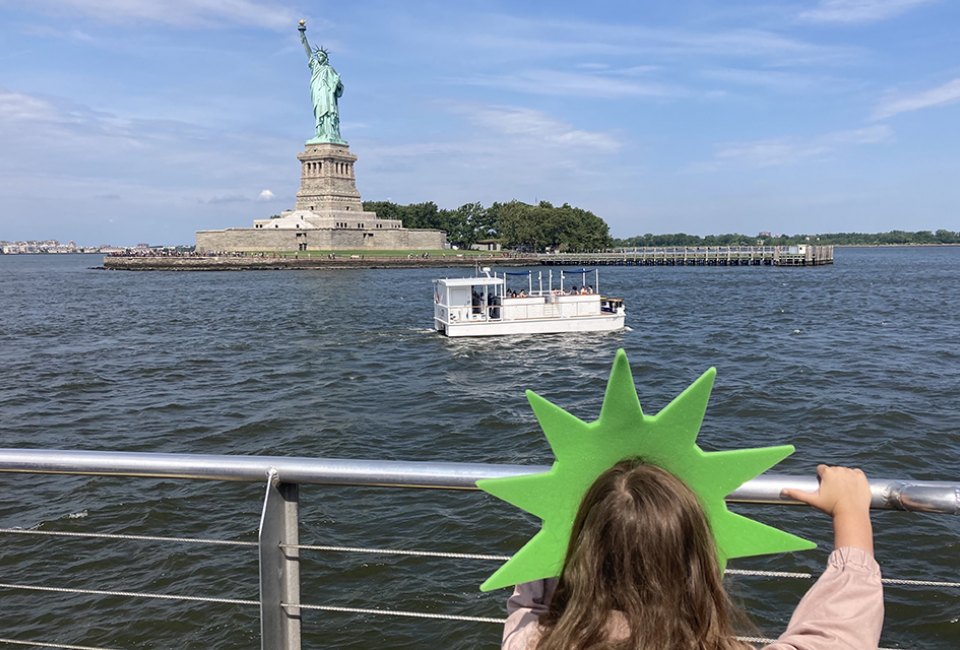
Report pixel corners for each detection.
[781,464,874,554]
[502,579,557,649]
[764,465,882,650]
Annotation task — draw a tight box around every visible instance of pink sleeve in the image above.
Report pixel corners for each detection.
[502,579,557,650]
[762,547,884,650]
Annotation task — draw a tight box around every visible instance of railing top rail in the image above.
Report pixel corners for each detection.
[0,448,956,514]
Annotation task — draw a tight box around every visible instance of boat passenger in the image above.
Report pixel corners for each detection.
[502,461,882,650]
[519,290,527,298]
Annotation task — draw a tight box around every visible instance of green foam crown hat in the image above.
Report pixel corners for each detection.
[477,349,815,592]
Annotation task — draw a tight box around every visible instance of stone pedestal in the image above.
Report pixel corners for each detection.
[295,142,364,213]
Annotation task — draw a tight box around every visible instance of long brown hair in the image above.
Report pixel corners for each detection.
[536,458,751,650]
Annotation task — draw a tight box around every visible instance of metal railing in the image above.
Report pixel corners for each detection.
[538,245,835,267]
[0,448,957,649]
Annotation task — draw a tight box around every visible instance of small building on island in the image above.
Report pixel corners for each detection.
[196,23,445,254]
[471,239,503,252]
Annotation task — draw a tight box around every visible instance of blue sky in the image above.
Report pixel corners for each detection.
[1,0,958,245]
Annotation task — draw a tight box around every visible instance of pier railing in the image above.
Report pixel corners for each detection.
[0,449,955,650]
[539,245,834,266]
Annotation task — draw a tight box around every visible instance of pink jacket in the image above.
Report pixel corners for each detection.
[502,547,883,649]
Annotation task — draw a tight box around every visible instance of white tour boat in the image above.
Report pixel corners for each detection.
[433,267,625,337]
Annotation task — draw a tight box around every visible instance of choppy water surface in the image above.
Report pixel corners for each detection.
[0,248,957,648]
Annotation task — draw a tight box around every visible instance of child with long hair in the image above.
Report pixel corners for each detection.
[503,460,882,649]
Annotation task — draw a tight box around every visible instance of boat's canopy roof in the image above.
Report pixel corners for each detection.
[502,271,532,276]
[560,268,596,274]
[436,277,505,287]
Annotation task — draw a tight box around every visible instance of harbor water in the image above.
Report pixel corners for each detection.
[0,247,957,648]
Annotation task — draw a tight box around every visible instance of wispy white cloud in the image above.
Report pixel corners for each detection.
[798,0,936,24]
[356,103,626,212]
[0,90,60,122]
[257,189,275,200]
[706,125,892,168]
[458,105,621,153]
[873,78,960,120]
[450,16,860,68]
[201,193,249,204]
[0,88,295,240]
[460,69,676,99]
[23,0,296,30]
[360,104,620,189]
[0,88,190,150]
[651,27,849,63]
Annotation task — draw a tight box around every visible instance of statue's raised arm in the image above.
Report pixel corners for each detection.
[298,20,312,58]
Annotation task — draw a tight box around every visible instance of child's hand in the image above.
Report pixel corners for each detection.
[781,465,874,554]
[782,464,872,517]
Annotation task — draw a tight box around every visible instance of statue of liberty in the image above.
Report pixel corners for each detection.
[298,21,346,145]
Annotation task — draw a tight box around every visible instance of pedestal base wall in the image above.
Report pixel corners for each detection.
[196,227,446,253]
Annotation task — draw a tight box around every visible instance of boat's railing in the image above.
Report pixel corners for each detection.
[0,448,956,650]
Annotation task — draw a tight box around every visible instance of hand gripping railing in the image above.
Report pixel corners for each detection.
[0,448,957,650]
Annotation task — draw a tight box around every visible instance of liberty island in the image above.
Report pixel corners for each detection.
[194,21,446,254]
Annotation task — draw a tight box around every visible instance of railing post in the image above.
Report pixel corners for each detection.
[259,469,301,650]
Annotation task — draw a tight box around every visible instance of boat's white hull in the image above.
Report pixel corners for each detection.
[436,313,625,337]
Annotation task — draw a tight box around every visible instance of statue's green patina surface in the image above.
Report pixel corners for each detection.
[299,21,346,145]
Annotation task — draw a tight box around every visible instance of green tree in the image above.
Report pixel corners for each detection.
[448,202,494,248]
[362,200,403,222]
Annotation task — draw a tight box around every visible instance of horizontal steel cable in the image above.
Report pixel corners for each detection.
[0,527,256,547]
[283,602,505,624]
[281,542,509,561]
[738,638,902,650]
[879,577,960,588]
[0,582,258,607]
[3,528,957,589]
[285,542,960,588]
[0,639,117,650]
[738,636,786,646]
[725,567,960,588]
[725,568,813,579]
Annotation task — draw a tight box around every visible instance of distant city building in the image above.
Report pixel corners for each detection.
[1,239,81,254]
[0,241,190,255]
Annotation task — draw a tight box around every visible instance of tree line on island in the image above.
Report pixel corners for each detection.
[357,200,960,251]
[362,200,612,252]
[616,229,960,247]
